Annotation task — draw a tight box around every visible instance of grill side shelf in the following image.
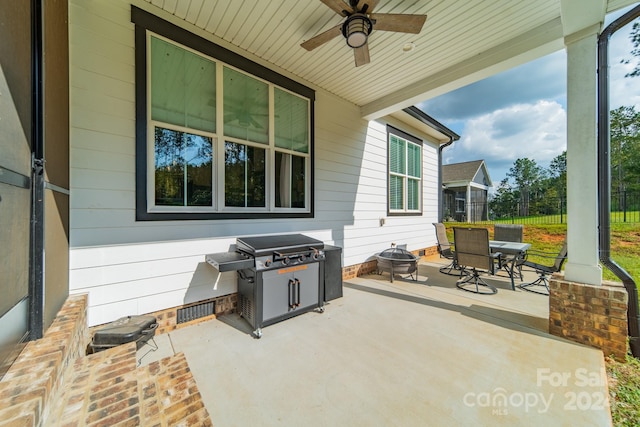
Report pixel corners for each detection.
[206,252,255,272]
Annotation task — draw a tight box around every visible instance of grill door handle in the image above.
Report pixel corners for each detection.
[288,278,295,310]
[294,278,301,307]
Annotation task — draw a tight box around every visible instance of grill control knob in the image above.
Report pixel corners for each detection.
[299,254,306,262]
[282,257,290,265]
[312,252,320,260]
[264,259,272,267]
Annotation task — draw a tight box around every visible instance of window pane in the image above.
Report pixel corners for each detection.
[389,136,405,174]
[291,155,306,208]
[155,127,183,205]
[389,175,403,210]
[155,127,213,206]
[407,143,421,178]
[150,37,216,132]
[224,67,269,144]
[407,178,420,210]
[275,88,309,153]
[275,152,306,208]
[224,142,266,207]
[185,136,213,206]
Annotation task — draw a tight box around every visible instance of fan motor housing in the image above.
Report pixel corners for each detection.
[342,14,373,48]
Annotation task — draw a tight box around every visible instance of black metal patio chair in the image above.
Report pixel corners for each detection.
[517,241,568,295]
[433,223,458,275]
[494,224,524,243]
[453,227,502,294]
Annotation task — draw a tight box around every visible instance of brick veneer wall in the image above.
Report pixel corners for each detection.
[549,273,629,359]
[417,246,439,258]
[0,294,212,426]
[0,294,88,426]
[343,260,378,280]
[48,343,211,426]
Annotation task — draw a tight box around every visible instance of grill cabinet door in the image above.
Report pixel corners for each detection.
[261,263,319,322]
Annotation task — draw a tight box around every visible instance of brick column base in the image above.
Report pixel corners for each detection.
[549,273,628,359]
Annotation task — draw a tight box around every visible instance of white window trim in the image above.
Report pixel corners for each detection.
[387,127,423,215]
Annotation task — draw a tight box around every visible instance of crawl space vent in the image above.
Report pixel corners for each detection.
[177,301,215,324]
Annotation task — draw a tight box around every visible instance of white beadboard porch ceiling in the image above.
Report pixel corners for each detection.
[141,0,636,119]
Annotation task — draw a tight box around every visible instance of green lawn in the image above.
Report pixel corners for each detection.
[607,354,640,427]
[492,211,640,225]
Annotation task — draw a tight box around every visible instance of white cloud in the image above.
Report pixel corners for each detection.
[418,50,566,122]
[443,100,566,184]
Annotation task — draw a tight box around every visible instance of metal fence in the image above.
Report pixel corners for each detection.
[462,191,640,225]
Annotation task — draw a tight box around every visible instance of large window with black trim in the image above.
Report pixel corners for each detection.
[387,126,422,215]
[132,7,314,220]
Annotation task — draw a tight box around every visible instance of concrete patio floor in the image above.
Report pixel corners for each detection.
[137,260,612,426]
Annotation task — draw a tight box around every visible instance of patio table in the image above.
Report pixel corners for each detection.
[489,240,531,290]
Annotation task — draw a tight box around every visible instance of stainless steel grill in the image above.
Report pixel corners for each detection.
[206,234,326,338]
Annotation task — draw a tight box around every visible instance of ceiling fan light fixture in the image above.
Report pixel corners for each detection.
[342,14,372,48]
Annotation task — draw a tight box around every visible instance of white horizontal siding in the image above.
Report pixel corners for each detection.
[315,93,440,267]
[71,170,134,192]
[69,0,441,326]
[71,255,205,288]
[71,68,134,104]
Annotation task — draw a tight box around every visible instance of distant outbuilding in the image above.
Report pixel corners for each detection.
[442,160,492,222]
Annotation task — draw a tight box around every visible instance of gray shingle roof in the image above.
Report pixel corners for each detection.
[442,160,485,183]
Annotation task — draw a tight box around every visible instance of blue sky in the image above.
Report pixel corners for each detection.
[418,5,640,188]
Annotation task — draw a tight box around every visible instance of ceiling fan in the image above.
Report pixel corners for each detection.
[301,0,427,67]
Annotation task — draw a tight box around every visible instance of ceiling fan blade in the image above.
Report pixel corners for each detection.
[301,24,343,51]
[370,13,427,34]
[320,0,352,16]
[353,43,370,67]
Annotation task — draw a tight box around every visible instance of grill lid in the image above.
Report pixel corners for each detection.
[236,234,324,256]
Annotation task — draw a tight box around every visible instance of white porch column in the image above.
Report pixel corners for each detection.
[563,25,603,285]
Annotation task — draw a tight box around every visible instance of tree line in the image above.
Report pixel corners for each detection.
[490,104,640,219]
[489,153,566,219]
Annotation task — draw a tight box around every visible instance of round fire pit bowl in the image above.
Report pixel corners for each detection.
[376,247,419,283]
